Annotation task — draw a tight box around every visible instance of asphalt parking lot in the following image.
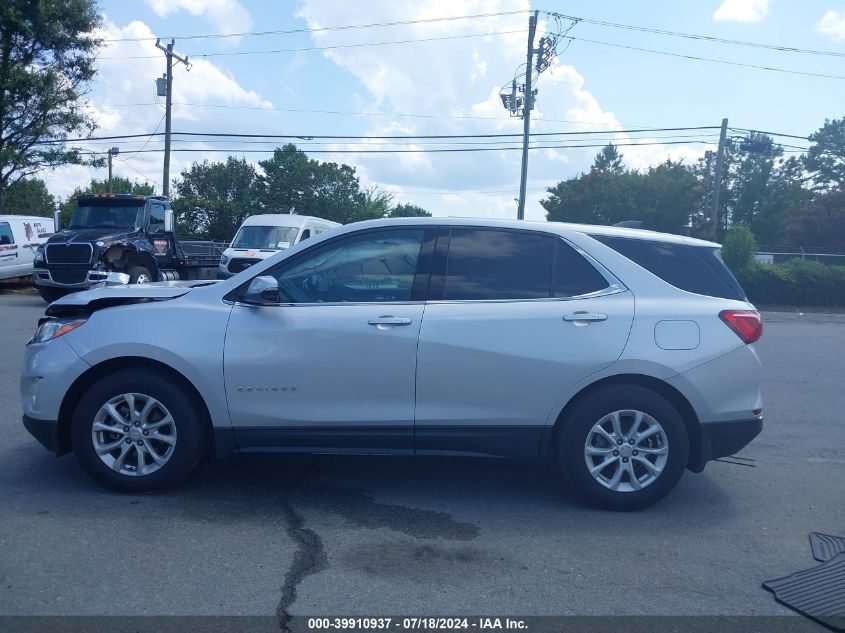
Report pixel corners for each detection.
[0,290,843,625]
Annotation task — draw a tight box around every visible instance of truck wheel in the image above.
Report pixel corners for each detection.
[128,265,152,284]
[71,368,206,492]
[38,286,70,303]
[557,384,689,511]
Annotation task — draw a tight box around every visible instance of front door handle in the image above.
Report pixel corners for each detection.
[563,312,607,323]
[368,316,413,329]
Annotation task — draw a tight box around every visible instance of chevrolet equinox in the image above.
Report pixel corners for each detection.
[21,218,763,510]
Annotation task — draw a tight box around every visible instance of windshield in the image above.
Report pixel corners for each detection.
[231,225,299,250]
[69,200,145,230]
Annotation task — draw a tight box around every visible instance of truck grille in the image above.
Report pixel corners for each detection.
[49,269,88,285]
[228,258,261,274]
[46,243,93,264]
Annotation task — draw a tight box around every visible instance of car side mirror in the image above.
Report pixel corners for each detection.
[242,275,279,305]
[164,209,174,232]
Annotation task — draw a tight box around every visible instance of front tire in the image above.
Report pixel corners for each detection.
[128,265,152,284]
[71,369,206,492]
[558,384,689,511]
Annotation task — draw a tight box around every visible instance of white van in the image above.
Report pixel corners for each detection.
[217,214,340,279]
[0,215,54,281]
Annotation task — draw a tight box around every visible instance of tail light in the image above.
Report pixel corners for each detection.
[719,310,763,344]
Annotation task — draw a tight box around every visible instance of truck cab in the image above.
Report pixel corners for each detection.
[33,194,219,302]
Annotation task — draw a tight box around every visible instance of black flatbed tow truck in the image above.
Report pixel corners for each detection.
[33,193,221,302]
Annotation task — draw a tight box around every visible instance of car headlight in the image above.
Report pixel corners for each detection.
[34,248,45,264]
[31,318,87,344]
[220,254,230,265]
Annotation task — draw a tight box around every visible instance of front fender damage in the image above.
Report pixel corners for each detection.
[93,236,158,280]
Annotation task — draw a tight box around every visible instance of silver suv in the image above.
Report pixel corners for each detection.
[21,218,763,510]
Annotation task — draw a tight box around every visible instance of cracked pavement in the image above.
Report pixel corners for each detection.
[1,292,843,619]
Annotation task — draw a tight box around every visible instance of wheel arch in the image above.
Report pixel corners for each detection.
[542,373,703,472]
[127,249,159,280]
[56,356,233,458]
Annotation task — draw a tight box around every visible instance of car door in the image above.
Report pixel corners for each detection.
[224,226,435,453]
[414,227,635,458]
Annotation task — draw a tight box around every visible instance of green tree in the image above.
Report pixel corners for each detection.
[804,117,845,189]
[363,186,393,218]
[729,134,782,229]
[543,147,698,233]
[722,226,757,272]
[591,144,624,174]
[542,170,639,226]
[58,176,154,227]
[751,156,811,246]
[636,160,701,234]
[257,144,377,224]
[2,177,55,215]
[171,157,258,240]
[389,203,432,218]
[0,0,103,211]
[785,189,845,251]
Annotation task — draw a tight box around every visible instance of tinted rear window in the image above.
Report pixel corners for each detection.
[443,229,553,300]
[592,235,745,300]
[554,240,610,297]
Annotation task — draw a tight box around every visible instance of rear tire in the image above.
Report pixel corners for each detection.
[128,265,152,284]
[558,384,689,511]
[71,369,206,492]
[37,286,70,303]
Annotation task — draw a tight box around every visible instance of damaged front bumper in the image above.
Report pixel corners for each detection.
[34,267,130,289]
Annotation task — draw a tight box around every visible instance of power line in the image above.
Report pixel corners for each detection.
[116,157,161,188]
[85,101,661,129]
[544,11,845,58]
[73,132,721,149]
[88,134,719,154]
[40,125,722,144]
[728,127,810,141]
[561,35,845,81]
[388,186,550,196]
[120,113,167,159]
[77,139,720,155]
[102,10,529,43]
[98,29,528,60]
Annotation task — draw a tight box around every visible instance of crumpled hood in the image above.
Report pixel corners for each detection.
[45,281,218,317]
[47,228,137,244]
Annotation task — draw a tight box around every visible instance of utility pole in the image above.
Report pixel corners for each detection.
[107,147,119,192]
[155,39,189,198]
[517,10,539,221]
[710,117,729,240]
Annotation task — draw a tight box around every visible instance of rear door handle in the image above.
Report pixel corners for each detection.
[563,312,607,323]
[368,316,413,328]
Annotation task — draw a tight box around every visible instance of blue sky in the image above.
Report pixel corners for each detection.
[46,0,845,221]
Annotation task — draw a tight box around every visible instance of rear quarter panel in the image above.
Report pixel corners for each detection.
[559,230,760,424]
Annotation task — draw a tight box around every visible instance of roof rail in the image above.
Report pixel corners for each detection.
[612,220,643,229]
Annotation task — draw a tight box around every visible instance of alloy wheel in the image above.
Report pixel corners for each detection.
[583,409,669,492]
[91,393,177,476]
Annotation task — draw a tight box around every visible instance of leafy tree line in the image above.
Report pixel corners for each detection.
[542,117,845,251]
[2,145,431,240]
[171,145,431,240]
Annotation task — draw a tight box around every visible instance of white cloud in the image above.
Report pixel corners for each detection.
[296,0,705,220]
[713,0,769,23]
[816,10,845,41]
[41,17,271,198]
[144,0,251,38]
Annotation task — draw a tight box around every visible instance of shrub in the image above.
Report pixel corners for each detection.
[737,259,845,307]
[722,226,757,273]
